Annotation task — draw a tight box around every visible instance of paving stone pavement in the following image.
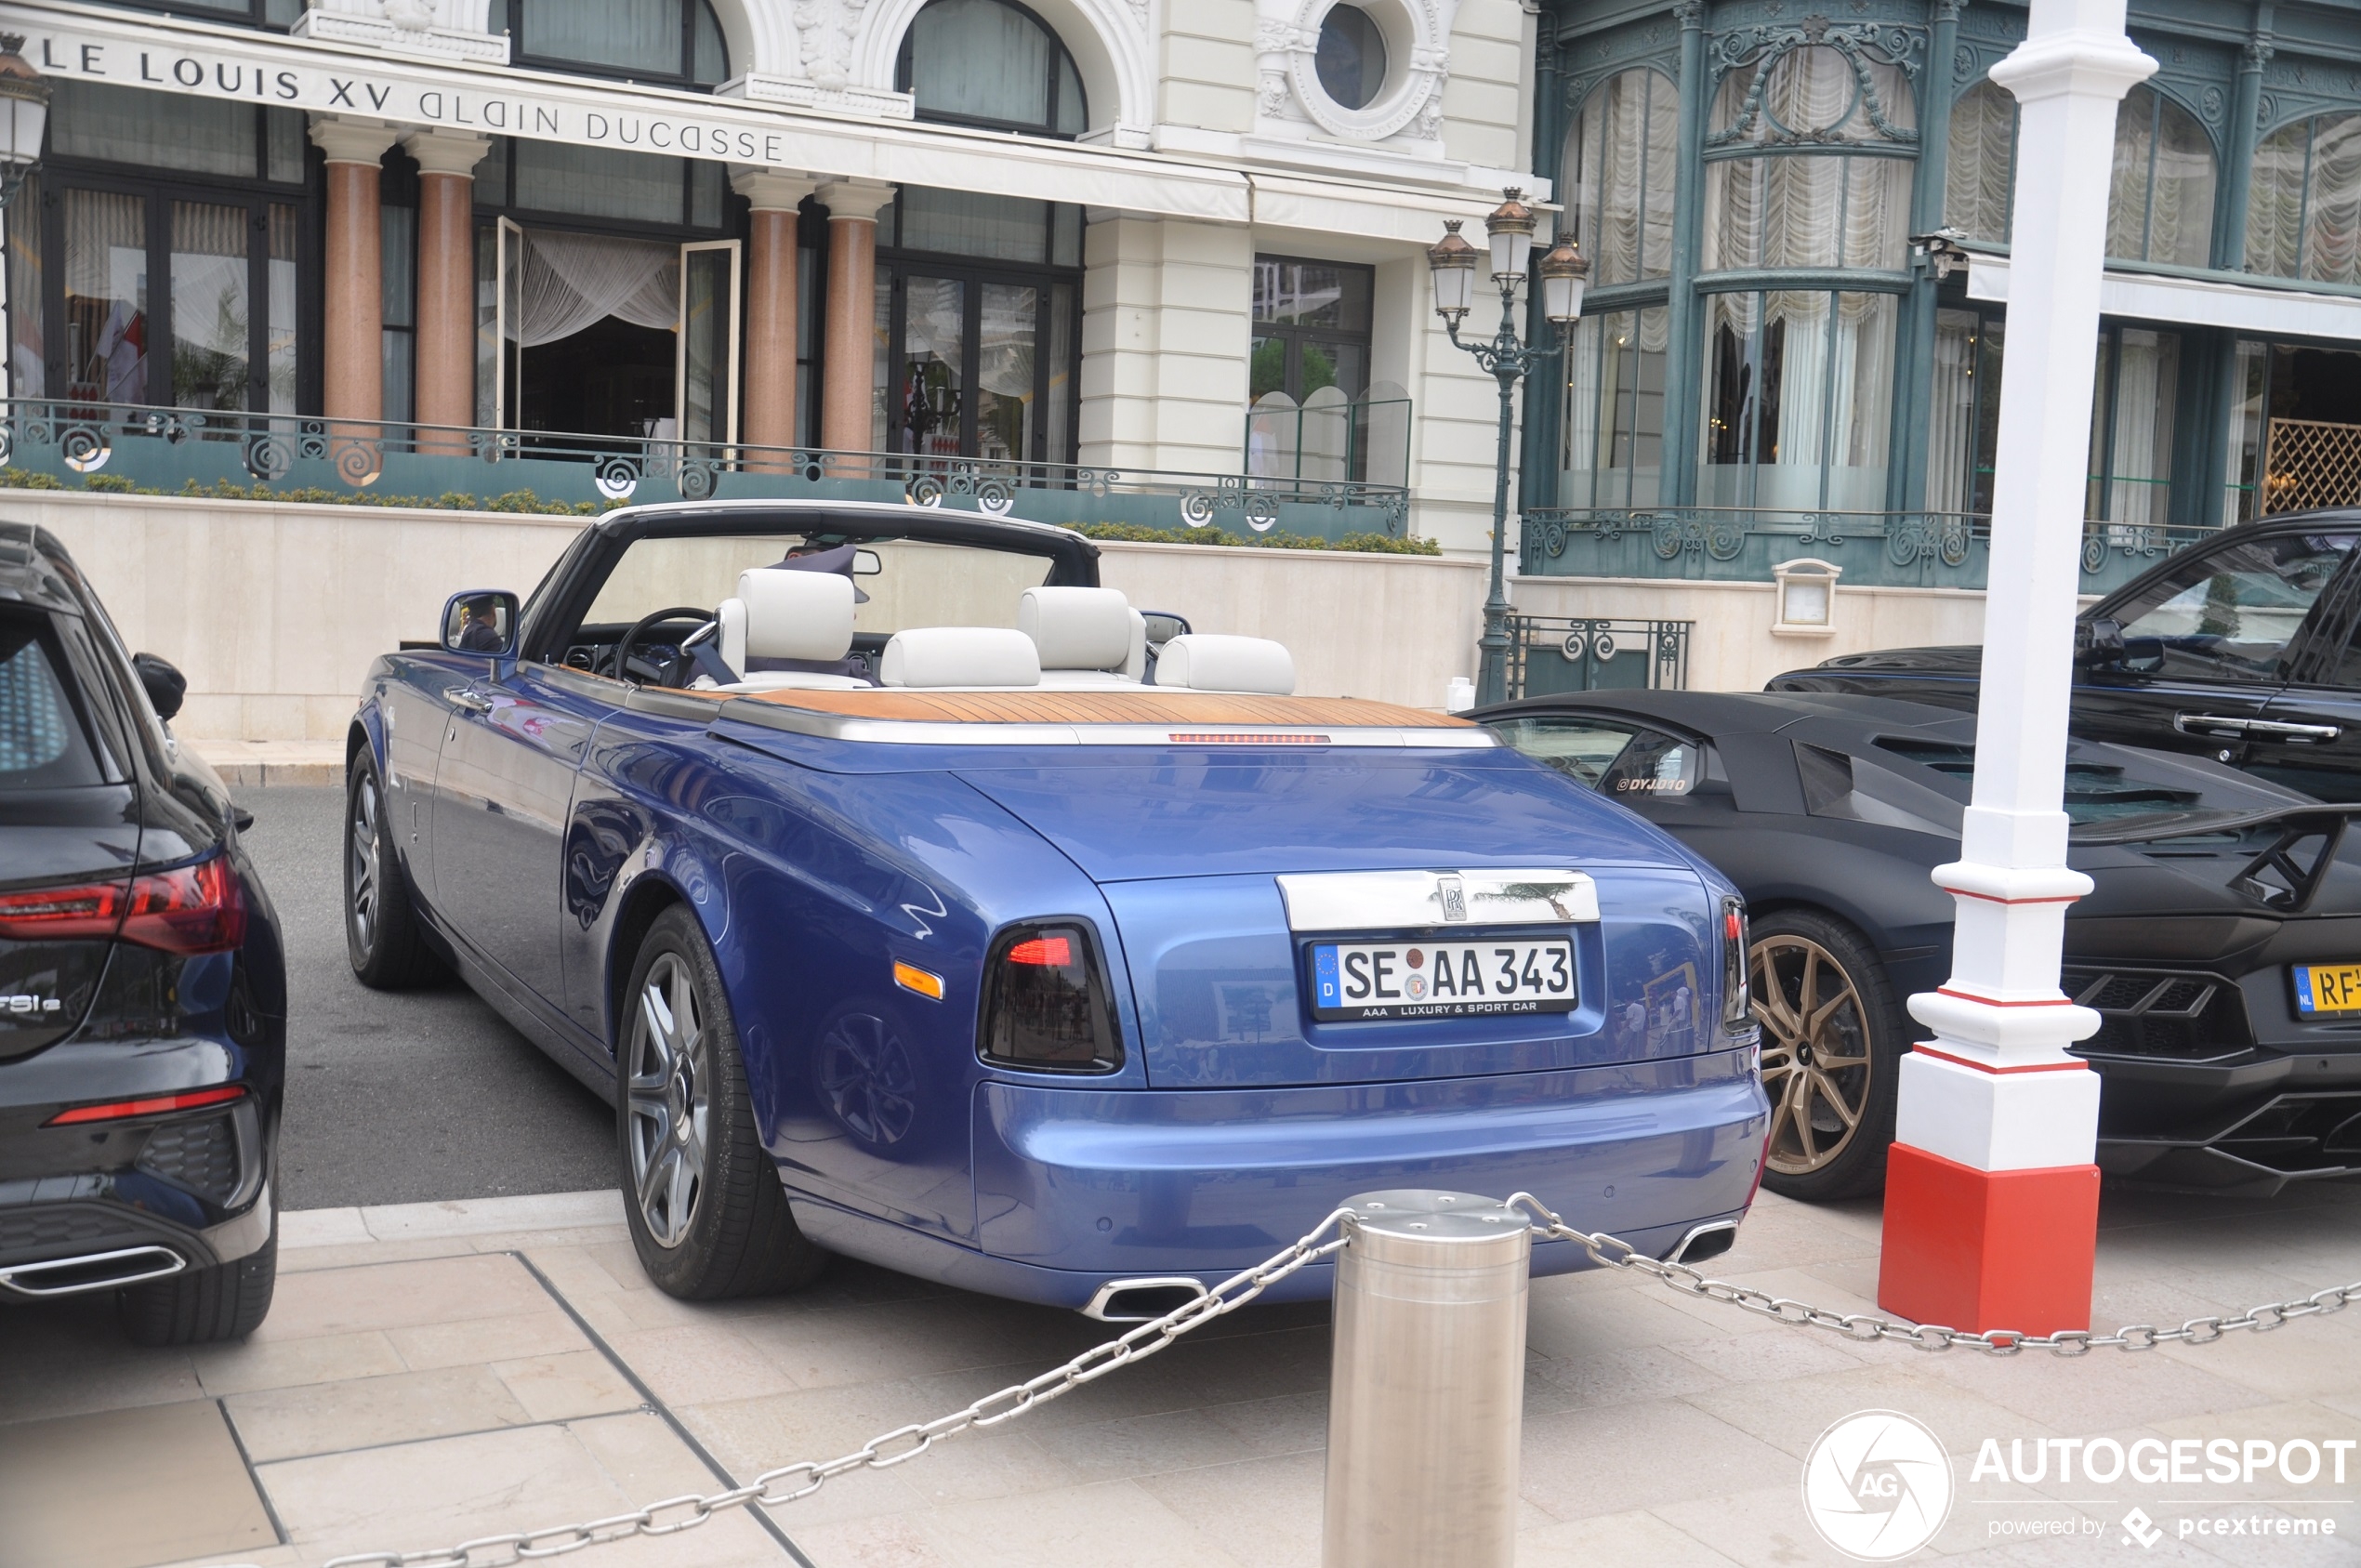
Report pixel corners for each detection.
[3,1182,2357,1568]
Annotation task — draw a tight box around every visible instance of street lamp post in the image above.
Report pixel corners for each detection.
[1430,191,1588,707]
[0,35,49,209]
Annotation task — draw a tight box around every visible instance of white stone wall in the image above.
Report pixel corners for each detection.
[1079,217,1257,475]
[21,492,1486,739]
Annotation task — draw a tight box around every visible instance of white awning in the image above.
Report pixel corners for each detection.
[1968,253,2361,342]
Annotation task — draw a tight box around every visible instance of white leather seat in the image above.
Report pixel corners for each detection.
[880,626,1042,689]
[1154,634,1296,695]
[708,569,866,692]
[1019,586,1146,689]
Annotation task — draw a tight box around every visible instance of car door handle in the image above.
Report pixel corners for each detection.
[449,688,495,715]
[2243,718,2344,743]
[2174,714,2255,738]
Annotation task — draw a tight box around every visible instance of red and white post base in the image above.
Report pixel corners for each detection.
[1874,0,2155,1337]
[1878,859,2104,1334]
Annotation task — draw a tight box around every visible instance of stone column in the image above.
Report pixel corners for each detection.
[1878,0,2156,1337]
[402,129,490,449]
[732,170,822,463]
[311,117,401,423]
[817,178,895,469]
[1659,1,1707,504]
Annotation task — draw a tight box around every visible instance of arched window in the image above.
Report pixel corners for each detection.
[1944,78,2017,244]
[2247,113,2361,285]
[1702,46,1915,273]
[898,0,1087,138]
[2107,85,2214,267]
[509,0,729,89]
[1563,69,1677,287]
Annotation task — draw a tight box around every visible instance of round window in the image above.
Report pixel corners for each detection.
[1315,5,1388,112]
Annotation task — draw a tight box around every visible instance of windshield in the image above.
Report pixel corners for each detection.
[577,532,1056,637]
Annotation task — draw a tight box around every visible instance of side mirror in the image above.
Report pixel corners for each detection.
[1141,612,1192,650]
[132,652,186,723]
[442,590,521,659]
[2074,616,2125,667]
[852,547,884,576]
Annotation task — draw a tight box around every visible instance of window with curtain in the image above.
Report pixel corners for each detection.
[52,81,305,184]
[1926,307,2003,516]
[2246,113,2361,286]
[1703,46,1915,273]
[472,138,731,233]
[509,0,729,88]
[1944,78,2017,244]
[2087,323,2182,527]
[93,0,303,27]
[1563,69,1677,286]
[1700,290,1898,514]
[2107,86,2215,267]
[897,0,1086,137]
[1562,308,1669,508]
[7,174,42,398]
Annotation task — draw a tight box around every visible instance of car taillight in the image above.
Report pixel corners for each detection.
[45,1085,246,1127]
[1721,896,1751,1030]
[981,921,1122,1073]
[0,854,245,954]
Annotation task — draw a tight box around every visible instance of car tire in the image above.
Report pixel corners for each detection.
[619,905,827,1300]
[345,749,442,990]
[1750,909,1905,1203]
[120,1231,277,1345]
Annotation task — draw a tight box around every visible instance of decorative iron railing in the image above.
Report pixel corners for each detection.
[1505,615,1692,699]
[0,400,1411,541]
[1517,506,2213,595]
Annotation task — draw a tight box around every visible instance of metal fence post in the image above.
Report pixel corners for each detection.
[1323,1190,1532,1568]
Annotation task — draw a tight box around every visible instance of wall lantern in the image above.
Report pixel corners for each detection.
[1772,558,1841,636]
[0,34,47,210]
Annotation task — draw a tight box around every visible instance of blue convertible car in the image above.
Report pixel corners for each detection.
[347,501,1767,1313]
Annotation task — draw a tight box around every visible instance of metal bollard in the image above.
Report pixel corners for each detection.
[1322,1189,1532,1568]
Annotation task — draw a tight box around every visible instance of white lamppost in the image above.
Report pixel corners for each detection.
[1878,0,2155,1334]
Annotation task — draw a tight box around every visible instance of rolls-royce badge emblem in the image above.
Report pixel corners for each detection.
[1438,876,1467,922]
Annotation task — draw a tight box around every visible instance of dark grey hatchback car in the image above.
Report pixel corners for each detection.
[0,522,285,1343]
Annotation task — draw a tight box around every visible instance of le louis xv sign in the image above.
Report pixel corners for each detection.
[0,5,798,164]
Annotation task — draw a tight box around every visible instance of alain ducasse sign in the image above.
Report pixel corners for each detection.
[0,1,801,165]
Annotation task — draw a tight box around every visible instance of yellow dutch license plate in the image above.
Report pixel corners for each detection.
[2293,963,2361,1016]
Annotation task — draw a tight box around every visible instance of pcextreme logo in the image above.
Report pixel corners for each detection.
[1800,1410,1956,1561]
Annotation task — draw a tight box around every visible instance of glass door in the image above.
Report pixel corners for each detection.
[877,267,1076,465]
[675,239,740,449]
[494,216,524,431]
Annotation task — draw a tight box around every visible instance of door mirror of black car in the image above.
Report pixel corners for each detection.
[852,547,883,575]
[2074,617,2126,667]
[442,590,520,659]
[131,652,186,723]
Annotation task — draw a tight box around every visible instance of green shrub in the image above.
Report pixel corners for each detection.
[1071,520,1438,555]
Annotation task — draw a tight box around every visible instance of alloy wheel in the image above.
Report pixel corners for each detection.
[626,953,711,1249]
[348,774,381,955]
[1750,934,1874,1175]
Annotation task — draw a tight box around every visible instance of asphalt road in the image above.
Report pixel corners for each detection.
[236,785,617,1210]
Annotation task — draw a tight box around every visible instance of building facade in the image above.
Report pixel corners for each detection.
[0,0,1547,548]
[1518,0,2361,683]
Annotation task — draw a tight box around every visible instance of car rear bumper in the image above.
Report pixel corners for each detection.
[790,1046,1767,1311]
[0,1182,273,1298]
[2093,1051,2361,1194]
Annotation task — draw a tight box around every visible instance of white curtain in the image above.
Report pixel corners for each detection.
[1945,81,2016,244]
[2109,86,2216,265]
[508,230,678,348]
[2305,114,2361,284]
[2106,329,2179,529]
[1569,70,1678,287]
[1927,312,1978,515]
[2247,121,2310,280]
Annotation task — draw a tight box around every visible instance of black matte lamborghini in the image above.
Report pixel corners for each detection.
[1471,688,2361,1202]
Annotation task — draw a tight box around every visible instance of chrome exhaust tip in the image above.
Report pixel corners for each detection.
[1665,1220,1739,1266]
[0,1245,187,1298]
[1081,1276,1206,1323]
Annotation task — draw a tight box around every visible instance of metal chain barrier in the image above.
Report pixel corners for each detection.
[321,1209,1354,1568]
[322,1192,2358,1568]
[1503,1192,2360,1357]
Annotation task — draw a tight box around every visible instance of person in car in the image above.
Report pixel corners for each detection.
[456,596,506,652]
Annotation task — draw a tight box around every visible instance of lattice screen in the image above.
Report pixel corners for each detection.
[2262,418,2361,514]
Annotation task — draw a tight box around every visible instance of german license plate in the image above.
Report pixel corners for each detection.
[2293,962,2361,1016]
[1310,940,1576,1021]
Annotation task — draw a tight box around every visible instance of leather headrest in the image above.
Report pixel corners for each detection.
[880,626,1042,688]
[737,569,855,662]
[1018,586,1134,672]
[1154,634,1296,695]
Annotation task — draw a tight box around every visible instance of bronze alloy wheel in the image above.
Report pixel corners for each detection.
[1751,933,1875,1176]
